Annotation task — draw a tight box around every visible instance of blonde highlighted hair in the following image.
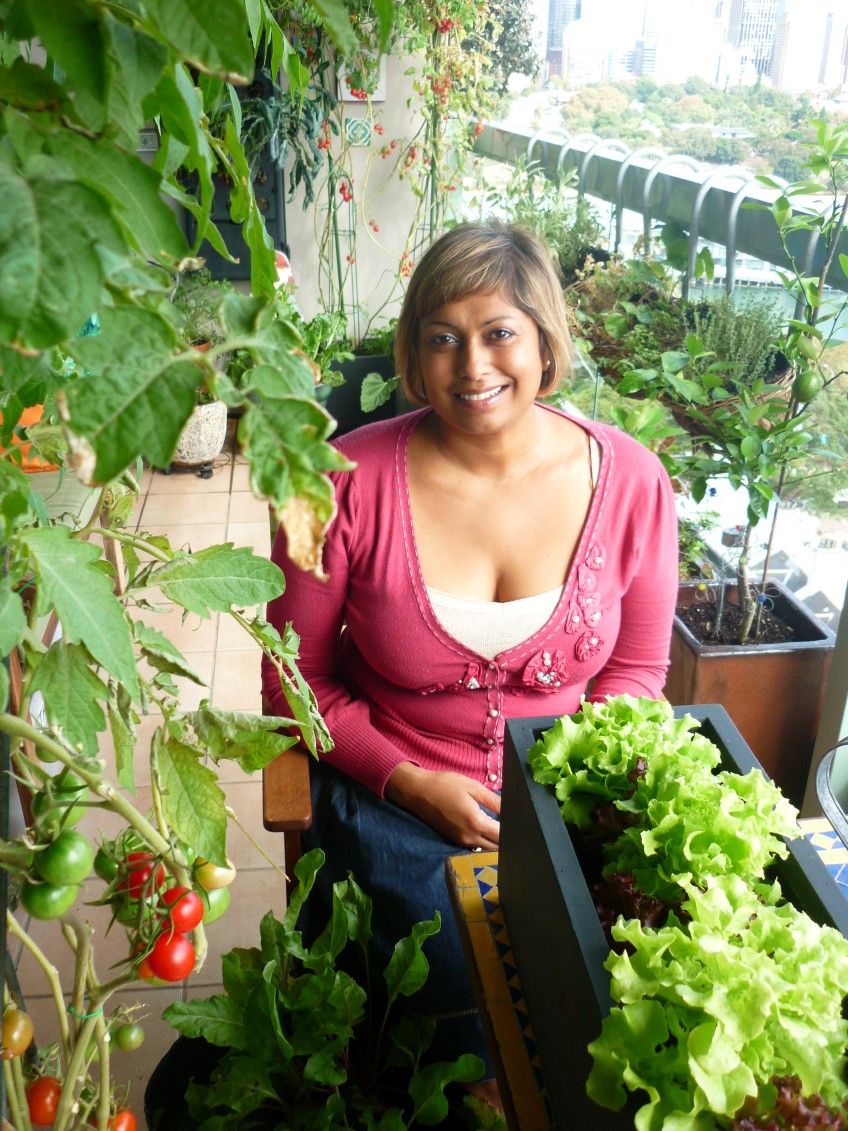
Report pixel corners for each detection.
[394,221,572,405]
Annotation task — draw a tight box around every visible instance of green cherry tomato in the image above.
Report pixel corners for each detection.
[21,879,79,920]
[31,773,89,833]
[36,830,94,886]
[2,1007,34,1059]
[792,368,824,402]
[201,884,231,925]
[94,847,119,883]
[113,1022,145,1051]
[193,858,236,891]
[26,1076,61,1126]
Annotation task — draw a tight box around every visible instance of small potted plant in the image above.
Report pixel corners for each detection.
[167,268,235,477]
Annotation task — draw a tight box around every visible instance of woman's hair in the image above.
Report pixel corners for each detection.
[394,221,572,406]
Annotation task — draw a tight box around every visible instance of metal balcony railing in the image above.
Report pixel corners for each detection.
[474,123,848,313]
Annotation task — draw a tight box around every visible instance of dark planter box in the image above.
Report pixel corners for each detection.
[499,705,848,1131]
[664,579,836,807]
[323,354,400,436]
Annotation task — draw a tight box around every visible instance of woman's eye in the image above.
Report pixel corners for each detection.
[488,328,513,341]
[429,333,456,346]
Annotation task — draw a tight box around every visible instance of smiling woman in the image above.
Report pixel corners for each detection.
[261,221,680,1110]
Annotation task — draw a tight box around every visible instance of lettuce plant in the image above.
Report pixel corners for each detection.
[529,695,848,1130]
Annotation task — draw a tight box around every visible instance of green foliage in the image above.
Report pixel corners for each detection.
[529,696,848,1129]
[162,848,490,1129]
[170,267,234,347]
[482,0,539,98]
[467,159,604,284]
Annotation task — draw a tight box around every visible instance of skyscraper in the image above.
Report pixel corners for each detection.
[728,0,779,76]
[547,0,582,76]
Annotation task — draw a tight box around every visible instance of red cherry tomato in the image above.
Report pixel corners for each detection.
[120,852,165,899]
[159,887,203,934]
[26,1076,61,1126]
[147,932,195,982]
[93,1110,137,1131]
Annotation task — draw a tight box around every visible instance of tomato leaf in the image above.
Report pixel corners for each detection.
[157,738,227,865]
[23,527,140,701]
[29,642,108,758]
[151,545,285,617]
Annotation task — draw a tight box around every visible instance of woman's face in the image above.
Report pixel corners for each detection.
[416,290,549,436]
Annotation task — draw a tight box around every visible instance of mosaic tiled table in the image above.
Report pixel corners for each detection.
[445,819,848,1131]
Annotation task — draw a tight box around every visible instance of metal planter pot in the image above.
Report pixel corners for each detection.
[664,579,837,807]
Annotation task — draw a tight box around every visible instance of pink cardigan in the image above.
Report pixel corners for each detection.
[261,407,679,798]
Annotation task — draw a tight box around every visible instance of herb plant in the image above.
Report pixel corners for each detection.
[529,695,848,1131]
[159,848,491,1130]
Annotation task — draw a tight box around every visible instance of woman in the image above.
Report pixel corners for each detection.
[261,222,679,1101]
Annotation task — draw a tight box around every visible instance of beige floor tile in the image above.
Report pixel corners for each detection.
[220,780,287,871]
[225,520,272,555]
[93,712,166,792]
[230,461,253,492]
[210,649,262,711]
[15,885,133,992]
[141,491,231,527]
[133,523,227,556]
[227,490,271,524]
[189,866,286,986]
[101,984,186,1124]
[215,607,261,651]
[131,603,219,654]
[145,461,233,494]
[137,651,214,712]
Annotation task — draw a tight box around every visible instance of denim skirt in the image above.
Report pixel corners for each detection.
[298,760,494,1074]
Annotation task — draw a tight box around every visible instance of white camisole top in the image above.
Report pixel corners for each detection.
[425,435,600,659]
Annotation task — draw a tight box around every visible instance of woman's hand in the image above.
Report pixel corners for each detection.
[385,763,501,849]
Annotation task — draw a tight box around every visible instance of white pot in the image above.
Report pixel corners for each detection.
[172,400,228,467]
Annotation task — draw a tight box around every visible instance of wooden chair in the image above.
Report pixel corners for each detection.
[260,699,313,891]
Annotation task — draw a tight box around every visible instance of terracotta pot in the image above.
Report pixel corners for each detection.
[499,707,848,1130]
[663,579,837,807]
[0,404,59,472]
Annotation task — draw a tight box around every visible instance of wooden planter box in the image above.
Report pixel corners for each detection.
[499,706,848,1131]
[664,579,837,807]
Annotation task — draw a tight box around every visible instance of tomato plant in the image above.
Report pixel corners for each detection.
[147,932,195,982]
[36,829,94,886]
[201,884,231,925]
[21,879,79,920]
[119,852,165,899]
[26,1075,61,1126]
[159,887,203,933]
[2,1007,33,1059]
[113,1022,145,1051]
[194,857,236,890]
